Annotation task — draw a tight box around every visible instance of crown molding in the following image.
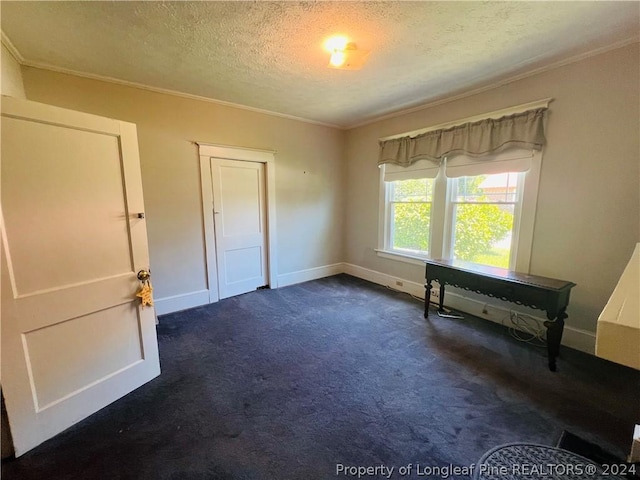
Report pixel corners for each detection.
[348,36,640,130]
[1,30,25,63]
[19,60,343,129]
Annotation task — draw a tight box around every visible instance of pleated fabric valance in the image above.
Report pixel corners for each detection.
[378,107,548,167]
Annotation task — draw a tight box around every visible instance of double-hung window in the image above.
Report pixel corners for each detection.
[379,150,540,271]
[377,103,548,272]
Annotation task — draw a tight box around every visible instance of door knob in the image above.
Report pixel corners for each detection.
[137,269,151,282]
[136,269,153,307]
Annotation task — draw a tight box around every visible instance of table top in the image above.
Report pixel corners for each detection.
[425,258,576,291]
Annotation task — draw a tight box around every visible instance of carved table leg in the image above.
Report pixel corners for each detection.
[544,309,567,372]
[425,280,433,318]
[439,284,446,314]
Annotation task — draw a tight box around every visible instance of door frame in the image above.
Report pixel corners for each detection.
[197,143,278,303]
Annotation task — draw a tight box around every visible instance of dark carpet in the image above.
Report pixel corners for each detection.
[3,274,639,479]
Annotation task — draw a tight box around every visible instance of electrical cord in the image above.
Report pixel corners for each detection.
[384,284,546,346]
[384,284,460,313]
[385,284,428,304]
[507,311,546,347]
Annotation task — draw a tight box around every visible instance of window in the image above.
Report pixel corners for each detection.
[379,153,541,272]
[387,178,434,256]
[377,103,547,272]
[448,172,523,269]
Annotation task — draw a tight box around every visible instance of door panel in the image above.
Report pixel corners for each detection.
[23,303,143,410]
[1,96,160,456]
[211,159,267,299]
[224,246,263,284]
[219,166,262,236]
[3,116,132,294]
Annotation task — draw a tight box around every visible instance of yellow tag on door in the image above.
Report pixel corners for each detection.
[136,281,154,307]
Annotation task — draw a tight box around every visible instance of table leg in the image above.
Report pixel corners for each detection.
[544,309,566,372]
[425,280,432,318]
[439,284,446,314]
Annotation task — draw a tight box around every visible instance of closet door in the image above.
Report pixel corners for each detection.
[211,158,268,299]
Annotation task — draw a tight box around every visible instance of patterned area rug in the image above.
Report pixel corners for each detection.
[474,443,626,480]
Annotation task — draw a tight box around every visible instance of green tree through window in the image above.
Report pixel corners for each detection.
[452,175,514,268]
[390,178,433,255]
[389,175,515,268]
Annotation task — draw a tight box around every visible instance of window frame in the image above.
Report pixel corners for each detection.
[377,150,542,273]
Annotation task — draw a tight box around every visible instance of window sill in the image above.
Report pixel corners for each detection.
[375,249,428,266]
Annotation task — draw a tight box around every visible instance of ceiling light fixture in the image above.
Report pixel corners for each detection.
[324,36,370,71]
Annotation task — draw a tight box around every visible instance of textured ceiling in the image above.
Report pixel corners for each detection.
[2,1,639,127]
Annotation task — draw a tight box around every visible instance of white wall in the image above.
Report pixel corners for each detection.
[1,43,25,98]
[22,68,345,311]
[344,43,640,335]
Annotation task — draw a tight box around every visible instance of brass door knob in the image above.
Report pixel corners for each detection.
[137,269,151,282]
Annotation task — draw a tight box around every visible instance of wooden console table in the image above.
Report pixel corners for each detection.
[424,259,576,371]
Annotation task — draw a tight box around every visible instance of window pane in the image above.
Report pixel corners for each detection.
[453,203,514,268]
[392,178,433,202]
[455,173,519,203]
[391,202,431,255]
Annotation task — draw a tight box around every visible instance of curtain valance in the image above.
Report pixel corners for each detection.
[378,108,547,167]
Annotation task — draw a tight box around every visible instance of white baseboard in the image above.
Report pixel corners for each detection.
[561,326,597,355]
[154,289,210,315]
[153,263,597,354]
[342,263,425,298]
[441,290,596,354]
[342,262,596,354]
[277,263,344,288]
[155,262,343,315]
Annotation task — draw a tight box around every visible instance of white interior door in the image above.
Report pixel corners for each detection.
[211,158,267,299]
[1,96,160,456]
